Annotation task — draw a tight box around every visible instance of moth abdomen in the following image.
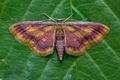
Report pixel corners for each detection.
[55,29,65,61]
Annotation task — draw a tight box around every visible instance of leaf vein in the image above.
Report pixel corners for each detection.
[101,0,120,21]
[0,0,8,17]
[2,0,34,60]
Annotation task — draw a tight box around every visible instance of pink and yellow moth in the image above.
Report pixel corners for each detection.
[9,21,110,61]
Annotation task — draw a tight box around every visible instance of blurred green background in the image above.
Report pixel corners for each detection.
[0,0,120,80]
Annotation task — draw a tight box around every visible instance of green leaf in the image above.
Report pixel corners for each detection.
[0,0,120,80]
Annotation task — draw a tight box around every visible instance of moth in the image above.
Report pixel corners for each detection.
[9,15,110,61]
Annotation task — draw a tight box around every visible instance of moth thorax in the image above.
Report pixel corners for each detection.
[56,29,64,40]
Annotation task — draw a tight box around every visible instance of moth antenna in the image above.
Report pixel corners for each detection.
[43,13,56,22]
[64,13,73,22]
